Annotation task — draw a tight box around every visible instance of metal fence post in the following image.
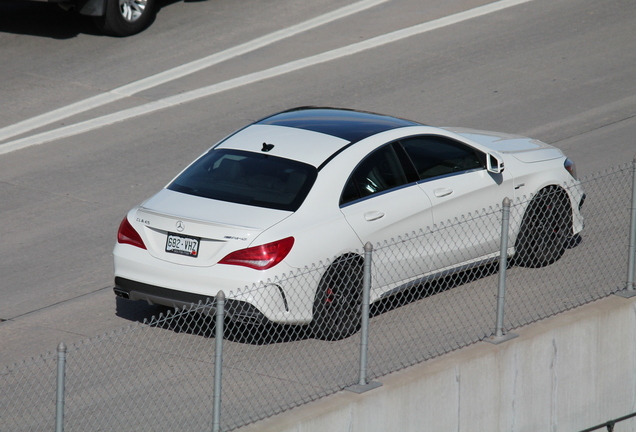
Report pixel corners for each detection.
[212,291,225,432]
[346,242,382,394]
[56,342,67,432]
[627,155,636,291]
[617,155,636,298]
[486,198,517,344]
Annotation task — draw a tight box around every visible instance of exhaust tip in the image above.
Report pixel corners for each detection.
[113,287,130,299]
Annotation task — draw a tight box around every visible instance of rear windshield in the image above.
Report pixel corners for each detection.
[168,149,317,211]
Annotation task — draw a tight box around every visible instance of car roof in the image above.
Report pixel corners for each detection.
[215,107,423,167]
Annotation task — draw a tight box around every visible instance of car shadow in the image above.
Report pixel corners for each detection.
[0,1,91,38]
[370,263,499,318]
[115,296,173,323]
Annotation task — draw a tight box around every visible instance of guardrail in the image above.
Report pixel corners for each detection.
[2,156,635,431]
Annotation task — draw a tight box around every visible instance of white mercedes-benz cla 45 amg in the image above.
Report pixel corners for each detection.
[113,107,585,340]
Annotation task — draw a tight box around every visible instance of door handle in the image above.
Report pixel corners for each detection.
[434,188,453,197]
[364,211,385,221]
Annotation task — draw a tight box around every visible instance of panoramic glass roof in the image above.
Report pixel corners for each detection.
[256,107,422,143]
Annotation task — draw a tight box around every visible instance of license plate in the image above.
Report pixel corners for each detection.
[166,233,200,257]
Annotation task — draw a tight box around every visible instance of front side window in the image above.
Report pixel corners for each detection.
[340,144,409,205]
[400,136,485,180]
[168,149,317,211]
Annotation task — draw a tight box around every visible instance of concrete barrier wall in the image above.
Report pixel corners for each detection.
[238,295,636,432]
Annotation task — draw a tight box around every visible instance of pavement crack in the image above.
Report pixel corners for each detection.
[3,285,112,321]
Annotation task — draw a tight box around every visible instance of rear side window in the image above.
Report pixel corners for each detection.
[340,144,409,205]
[168,149,317,211]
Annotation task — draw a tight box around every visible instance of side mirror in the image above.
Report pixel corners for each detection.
[486,152,505,174]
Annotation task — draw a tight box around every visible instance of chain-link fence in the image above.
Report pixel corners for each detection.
[2,160,635,431]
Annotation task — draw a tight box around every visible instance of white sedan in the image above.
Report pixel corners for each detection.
[113,107,584,339]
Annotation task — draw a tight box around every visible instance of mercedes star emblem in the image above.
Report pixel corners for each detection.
[176,221,185,232]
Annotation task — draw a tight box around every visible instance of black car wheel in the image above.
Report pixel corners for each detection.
[311,255,364,341]
[95,0,157,36]
[515,186,572,268]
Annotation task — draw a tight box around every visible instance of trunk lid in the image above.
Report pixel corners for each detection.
[135,189,291,267]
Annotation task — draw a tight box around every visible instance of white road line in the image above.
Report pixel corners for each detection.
[0,0,532,156]
[0,0,388,144]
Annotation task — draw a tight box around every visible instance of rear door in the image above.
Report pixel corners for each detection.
[339,143,435,293]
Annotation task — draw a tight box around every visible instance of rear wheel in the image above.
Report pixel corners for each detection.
[94,0,157,36]
[515,187,572,268]
[311,256,363,341]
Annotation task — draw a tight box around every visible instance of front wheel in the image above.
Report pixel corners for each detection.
[94,0,157,36]
[310,256,363,341]
[514,187,572,268]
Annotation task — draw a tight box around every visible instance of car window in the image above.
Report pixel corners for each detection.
[168,149,317,212]
[400,136,485,180]
[340,144,409,205]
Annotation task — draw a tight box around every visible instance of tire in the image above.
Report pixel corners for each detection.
[311,256,364,341]
[94,0,157,36]
[514,187,572,268]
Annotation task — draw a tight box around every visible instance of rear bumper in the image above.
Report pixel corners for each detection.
[114,277,268,325]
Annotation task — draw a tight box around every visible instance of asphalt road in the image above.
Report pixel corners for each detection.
[0,0,634,371]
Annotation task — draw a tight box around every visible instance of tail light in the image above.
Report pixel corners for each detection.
[219,237,294,270]
[117,217,146,250]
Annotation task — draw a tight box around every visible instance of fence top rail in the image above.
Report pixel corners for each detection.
[578,411,636,432]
